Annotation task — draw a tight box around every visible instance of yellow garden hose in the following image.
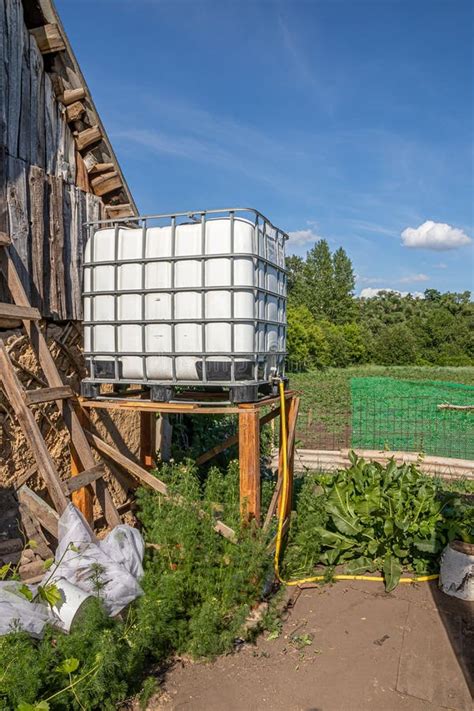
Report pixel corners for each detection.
[273,381,438,587]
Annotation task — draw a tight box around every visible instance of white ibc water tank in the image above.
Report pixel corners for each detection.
[83,209,287,397]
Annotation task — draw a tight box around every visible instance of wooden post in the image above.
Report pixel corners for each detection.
[239,407,261,523]
[277,398,289,518]
[156,414,172,462]
[283,396,299,520]
[140,412,156,469]
[70,408,93,525]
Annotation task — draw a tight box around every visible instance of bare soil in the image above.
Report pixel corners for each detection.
[145,581,473,711]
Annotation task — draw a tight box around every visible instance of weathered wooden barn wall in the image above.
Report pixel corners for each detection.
[0,0,104,320]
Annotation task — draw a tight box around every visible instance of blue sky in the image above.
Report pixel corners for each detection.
[57,0,473,295]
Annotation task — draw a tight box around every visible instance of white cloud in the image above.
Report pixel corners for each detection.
[360,287,424,299]
[287,228,321,246]
[358,276,384,285]
[401,221,471,251]
[434,262,447,269]
[399,273,429,284]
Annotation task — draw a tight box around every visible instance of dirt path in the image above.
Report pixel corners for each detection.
[149,580,473,711]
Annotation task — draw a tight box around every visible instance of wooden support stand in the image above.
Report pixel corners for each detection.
[80,390,298,526]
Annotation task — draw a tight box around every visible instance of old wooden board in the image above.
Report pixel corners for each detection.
[79,391,296,416]
[0,248,121,527]
[17,485,60,538]
[0,339,68,513]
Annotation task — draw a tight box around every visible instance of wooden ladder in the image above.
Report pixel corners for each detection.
[0,231,121,528]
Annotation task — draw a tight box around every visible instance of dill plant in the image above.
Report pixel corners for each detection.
[134,459,271,658]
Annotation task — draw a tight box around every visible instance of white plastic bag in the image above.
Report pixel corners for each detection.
[47,504,144,617]
[0,581,51,638]
[0,503,145,636]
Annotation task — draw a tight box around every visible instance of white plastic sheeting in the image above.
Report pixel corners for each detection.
[439,543,474,601]
[0,503,144,637]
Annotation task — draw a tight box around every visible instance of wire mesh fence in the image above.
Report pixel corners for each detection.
[297,395,474,460]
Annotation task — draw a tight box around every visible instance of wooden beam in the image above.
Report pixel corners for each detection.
[85,429,168,495]
[0,341,68,514]
[140,412,156,469]
[75,125,101,151]
[89,162,114,175]
[59,87,86,106]
[280,396,300,520]
[75,151,90,192]
[18,504,54,559]
[105,204,135,219]
[24,385,73,406]
[263,477,283,531]
[0,250,120,528]
[30,24,65,54]
[0,232,11,247]
[239,408,261,523]
[65,100,86,123]
[79,391,295,415]
[0,538,23,556]
[85,428,236,541]
[17,486,60,538]
[65,464,104,494]
[70,406,94,524]
[0,303,41,321]
[90,171,122,197]
[196,406,281,466]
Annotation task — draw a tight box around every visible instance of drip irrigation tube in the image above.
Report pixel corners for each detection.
[273,380,439,587]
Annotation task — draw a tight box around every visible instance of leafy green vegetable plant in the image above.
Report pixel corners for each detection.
[285,453,473,591]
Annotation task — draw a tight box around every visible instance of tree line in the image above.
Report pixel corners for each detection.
[286,240,473,368]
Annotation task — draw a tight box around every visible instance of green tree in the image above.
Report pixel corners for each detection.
[332,247,356,323]
[304,239,334,319]
[323,322,367,367]
[373,323,418,365]
[286,305,330,368]
[286,254,307,306]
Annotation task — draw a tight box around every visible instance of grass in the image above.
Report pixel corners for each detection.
[289,366,474,456]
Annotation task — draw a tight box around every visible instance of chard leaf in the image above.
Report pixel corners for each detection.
[345,557,374,575]
[316,528,357,550]
[367,540,379,556]
[383,554,402,592]
[413,537,439,554]
[348,450,358,466]
[326,486,362,536]
[394,518,410,532]
[319,548,340,565]
[392,544,409,557]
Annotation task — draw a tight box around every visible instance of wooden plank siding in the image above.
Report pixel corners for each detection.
[0,0,107,321]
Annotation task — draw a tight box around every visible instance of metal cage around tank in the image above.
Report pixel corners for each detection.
[82,208,288,399]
